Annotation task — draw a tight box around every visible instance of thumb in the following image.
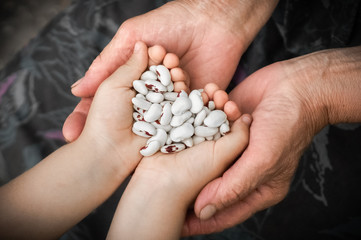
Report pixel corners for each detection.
[194,125,273,221]
[101,41,148,89]
[71,31,136,97]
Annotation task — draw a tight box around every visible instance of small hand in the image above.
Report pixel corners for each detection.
[107,84,252,240]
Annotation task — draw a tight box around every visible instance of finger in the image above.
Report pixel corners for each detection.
[148,45,166,66]
[193,120,286,222]
[174,81,189,93]
[103,41,148,89]
[163,53,180,69]
[223,101,242,122]
[204,83,219,100]
[201,92,209,105]
[170,114,251,195]
[71,30,136,98]
[183,183,283,236]
[213,115,251,169]
[171,67,190,87]
[213,90,229,109]
[62,98,92,142]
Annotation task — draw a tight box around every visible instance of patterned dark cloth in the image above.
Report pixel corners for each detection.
[0,0,360,239]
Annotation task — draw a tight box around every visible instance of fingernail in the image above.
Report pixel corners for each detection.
[71,78,83,89]
[241,115,252,126]
[199,205,217,220]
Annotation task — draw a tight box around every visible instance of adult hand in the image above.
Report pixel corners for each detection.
[183,46,361,235]
[63,0,279,142]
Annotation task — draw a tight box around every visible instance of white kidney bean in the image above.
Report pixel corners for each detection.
[194,109,207,127]
[171,96,192,116]
[182,138,193,148]
[214,132,221,140]
[156,65,171,86]
[170,123,194,142]
[144,103,162,122]
[133,80,148,95]
[163,92,178,101]
[220,122,230,135]
[132,97,152,110]
[144,79,167,93]
[132,121,156,137]
[194,126,218,137]
[204,110,227,128]
[159,100,172,106]
[136,93,146,99]
[133,106,146,116]
[170,111,192,127]
[160,143,186,153]
[149,65,157,73]
[140,141,161,156]
[146,92,164,103]
[132,64,233,156]
[133,112,145,122]
[192,135,205,145]
[208,101,215,111]
[206,135,214,141]
[147,128,167,146]
[159,103,172,126]
[167,81,174,92]
[189,90,204,114]
[202,106,211,115]
[151,121,173,132]
[186,117,195,124]
[178,90,188,98]
[141,70,157,80]
[166,134,172,145]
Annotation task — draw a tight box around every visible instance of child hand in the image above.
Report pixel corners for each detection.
[64,41,190,175]
[107,84,251,240]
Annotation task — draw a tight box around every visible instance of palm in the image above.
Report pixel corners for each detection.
[86,1,244,94]
[187,63,318,235]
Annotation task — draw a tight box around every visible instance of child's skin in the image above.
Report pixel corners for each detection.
[106,45,251,240]
[0,41,251,240]
[0,42,151,239]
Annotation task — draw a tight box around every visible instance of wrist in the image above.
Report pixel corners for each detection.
[75,132,142,184]
[177,0,279,51]
[284,46,361,132]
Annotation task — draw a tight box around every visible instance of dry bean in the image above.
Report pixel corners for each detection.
[156,65,171,86]
[144,104,162,122]
[132,97,152,110]
[189,90,204,114]
[133,80,148,95]
[194,126,218,137]
[132,121,156,137]
[170,111,192,127]
[141,70,157,80]
[144,79,167,93]
[204,110,227,127]
[171,97,191,115]
[146,92,164,103]
[170,123,194,142]
[160,143,186,153]
[140,141,161,156]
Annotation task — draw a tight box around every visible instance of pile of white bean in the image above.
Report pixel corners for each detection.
[132,65,230,156]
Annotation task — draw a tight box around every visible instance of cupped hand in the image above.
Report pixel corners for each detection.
[75,42,149,173]
[63,0,279,142]
[182,49,340,235]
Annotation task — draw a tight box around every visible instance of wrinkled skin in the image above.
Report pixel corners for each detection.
[183,47,361,235]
